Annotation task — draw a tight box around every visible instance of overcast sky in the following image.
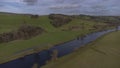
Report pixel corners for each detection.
[0,0,120,16]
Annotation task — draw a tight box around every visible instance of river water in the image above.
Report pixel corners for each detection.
[0,0,120,68]
[0,0,120,16]
[0,26,119,68]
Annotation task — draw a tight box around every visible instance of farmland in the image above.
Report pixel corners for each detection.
[0,13,119,64]
[43,31,120,68]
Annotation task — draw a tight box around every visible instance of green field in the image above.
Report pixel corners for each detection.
[43,31,120,68]
[0,13,118,64]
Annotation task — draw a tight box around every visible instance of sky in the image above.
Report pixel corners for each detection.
[0,0,120,16]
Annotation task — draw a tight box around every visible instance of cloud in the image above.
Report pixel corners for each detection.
[23,0,38,5]
[0,0,120,16]
[0,0,21,2]
[49,4,80,9]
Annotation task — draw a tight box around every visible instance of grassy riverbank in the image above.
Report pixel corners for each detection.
[0,13,119,64]
[42,31,120,68]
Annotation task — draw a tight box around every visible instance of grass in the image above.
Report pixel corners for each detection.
[0,13,114,64]
[42,31,120,68]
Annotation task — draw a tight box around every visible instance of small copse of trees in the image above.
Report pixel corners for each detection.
[30,15,39,19]
[49,14,72,27]
[0,24,44,43]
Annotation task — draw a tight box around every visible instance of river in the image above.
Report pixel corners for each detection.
[0,0,120,68]
[0,26,119,68]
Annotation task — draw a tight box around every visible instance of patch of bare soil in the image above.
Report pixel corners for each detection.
[69,26,83,31]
